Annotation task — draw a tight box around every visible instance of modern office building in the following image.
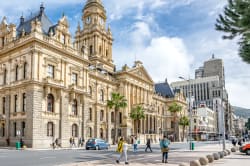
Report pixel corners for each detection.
[0,0,187,148]
[171,56,233,138]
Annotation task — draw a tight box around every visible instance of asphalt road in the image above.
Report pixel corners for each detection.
[0,141,232,166]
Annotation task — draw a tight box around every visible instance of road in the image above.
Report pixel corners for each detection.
[0,141,247,166]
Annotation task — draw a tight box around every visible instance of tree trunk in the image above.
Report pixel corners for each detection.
[114,108,117,144]
[173,113,177,142]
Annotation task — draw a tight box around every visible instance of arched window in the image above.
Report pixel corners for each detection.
[72,99,77,116]
[89,108,92,121]
[89,86,92,97]
[3,69,7,84]
[111,112,114,123]
[100,128,103,138]
[100,89,104,101]
[47,94,54,112]
[15,65,19,81]
[100,110,104,121]
[23,62,27,79]
[72,124,78,137]
[88,127,92,137]
[47,122,54,136]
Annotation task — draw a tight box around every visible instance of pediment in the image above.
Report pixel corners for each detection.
[128,65,154,84]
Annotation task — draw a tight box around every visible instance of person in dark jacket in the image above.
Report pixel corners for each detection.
[145,138,152,152]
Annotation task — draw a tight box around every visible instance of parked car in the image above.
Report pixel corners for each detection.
[85,138,109,150]
[239,143,250,155]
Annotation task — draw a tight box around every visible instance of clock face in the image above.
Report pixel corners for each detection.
[86,16,91,24]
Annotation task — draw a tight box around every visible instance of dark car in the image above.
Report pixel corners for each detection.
[85,138,109,150]
[239,143,250,155]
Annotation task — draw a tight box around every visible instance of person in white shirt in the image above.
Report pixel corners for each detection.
[116,137,129,165]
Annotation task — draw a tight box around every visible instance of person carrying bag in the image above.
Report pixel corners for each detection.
[160,135,170,163]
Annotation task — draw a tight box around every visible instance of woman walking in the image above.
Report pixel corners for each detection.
[116,137,129,165]
[160,135,170,163]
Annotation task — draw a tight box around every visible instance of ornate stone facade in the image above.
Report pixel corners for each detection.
[0,1,187,148]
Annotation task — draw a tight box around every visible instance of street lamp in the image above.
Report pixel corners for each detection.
[221,87,226,150]
[179,76,192,150]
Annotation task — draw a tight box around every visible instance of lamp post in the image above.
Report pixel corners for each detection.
[179,76,192,150]
[221,86,226,150]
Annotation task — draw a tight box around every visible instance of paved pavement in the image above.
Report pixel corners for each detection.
[1,141,248,166]
[59,142,245,166]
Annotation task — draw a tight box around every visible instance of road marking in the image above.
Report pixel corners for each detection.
[40,156,56,160]
[0,155,7,158]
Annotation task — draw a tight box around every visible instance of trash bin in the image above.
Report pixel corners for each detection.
[191,142,194,150]
[16,142,21,150]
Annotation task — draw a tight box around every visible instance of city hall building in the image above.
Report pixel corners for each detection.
[0,0,187,148]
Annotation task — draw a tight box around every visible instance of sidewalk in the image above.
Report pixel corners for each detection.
[59,142,236,166]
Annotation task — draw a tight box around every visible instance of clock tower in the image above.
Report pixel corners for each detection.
[75,0,114,73]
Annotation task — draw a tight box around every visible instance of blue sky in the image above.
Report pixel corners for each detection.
[1,0,250,108]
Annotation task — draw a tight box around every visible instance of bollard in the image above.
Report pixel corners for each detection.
[206,154,214,163]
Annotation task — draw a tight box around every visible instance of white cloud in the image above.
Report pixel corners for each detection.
[142,37,193,82]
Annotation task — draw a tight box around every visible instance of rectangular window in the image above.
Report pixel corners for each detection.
[47,122,54,137]
[23,63,27,79]
[100,110,104,121]
[14,95,18,112]
[119,112,122,124]
[2,97,5,114]
[47,65,54,78]
[3,69,7,85]
[14,122,16,137]
[89,108,92,121]
[21,122,25,137]
[22,93,26,112]
[72,73,77,85]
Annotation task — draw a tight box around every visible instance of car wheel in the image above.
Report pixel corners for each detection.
[86,147,89,150]
[246,149,250,155]
[96,145,100,150]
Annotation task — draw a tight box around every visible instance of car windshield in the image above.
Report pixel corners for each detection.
[87,139,95,143]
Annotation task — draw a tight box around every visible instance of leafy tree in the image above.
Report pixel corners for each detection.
[168,102,183,141]
[245,118,250,130]
[215,0,250,64]
[130,105,145,137]
[179,116,190,142]
[107,92,127,143]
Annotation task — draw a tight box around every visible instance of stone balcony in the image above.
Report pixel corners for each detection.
[43,77,64,87]
[10,112,26,119]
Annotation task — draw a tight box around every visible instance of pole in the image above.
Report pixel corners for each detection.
[179,76,193,150]
[188,78,192,150]
[221,87,226,150]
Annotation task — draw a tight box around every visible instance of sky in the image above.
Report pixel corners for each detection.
[0,0,250,109]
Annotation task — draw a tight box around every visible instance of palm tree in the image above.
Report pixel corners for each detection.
[179,116,190,142]
[168,102,183,141]
[107,92,127,143]
[130,105,145,137]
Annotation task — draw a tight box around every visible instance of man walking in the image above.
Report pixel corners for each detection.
[116,137,129,165]
[145,138,152,152]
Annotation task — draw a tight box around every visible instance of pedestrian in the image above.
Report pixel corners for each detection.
[20,138,24,148]
[69,137,73,147]
[160,135,170,163]
[145,138,152,152]
[6,137,10,146]
[116,137,129,165]
[78,137,82,147]
[238,139,242,146]
[232,139,237,146]
[133,136,138,152]
[72,137,76,147]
